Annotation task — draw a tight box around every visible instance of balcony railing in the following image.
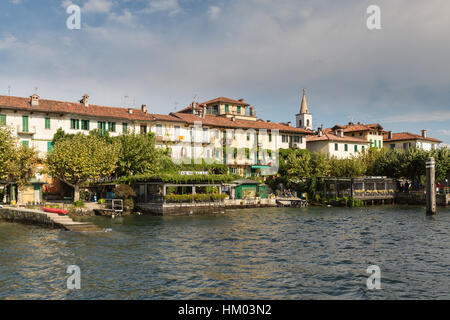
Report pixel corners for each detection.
[17,125,36,135]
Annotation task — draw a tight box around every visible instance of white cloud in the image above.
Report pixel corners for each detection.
[11,0,22,4]
[82,0,114,13]
[0,35,17,50]
[207,6,221,20]
[142,0,181,16]
[109,9,134,24]
[381,111,450,124]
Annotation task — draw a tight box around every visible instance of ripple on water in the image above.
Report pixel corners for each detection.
[0,205,449,299]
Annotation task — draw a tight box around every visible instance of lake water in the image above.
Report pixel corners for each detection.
[0,206,449,300]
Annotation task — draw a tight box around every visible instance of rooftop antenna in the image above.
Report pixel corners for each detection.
[174,101,179,111]
[33,87,39,95]
[124,95,129,107]
[7,85,11,96]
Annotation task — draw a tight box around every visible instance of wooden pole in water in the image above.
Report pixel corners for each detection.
[426,157,437,216]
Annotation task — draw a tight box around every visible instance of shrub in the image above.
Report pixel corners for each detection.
[74,200,85,208]
[113,184,136,199]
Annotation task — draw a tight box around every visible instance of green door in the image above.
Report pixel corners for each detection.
[22,116,29,132]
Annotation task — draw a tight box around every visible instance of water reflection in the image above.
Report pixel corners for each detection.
[0,205,449,299]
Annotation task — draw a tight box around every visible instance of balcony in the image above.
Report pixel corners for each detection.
[17,125,36,136]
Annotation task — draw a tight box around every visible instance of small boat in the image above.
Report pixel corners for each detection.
[42,207,69,215]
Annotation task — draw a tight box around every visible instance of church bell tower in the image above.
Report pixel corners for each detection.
[296,89,312,130]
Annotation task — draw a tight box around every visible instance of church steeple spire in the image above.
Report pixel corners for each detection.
[296,89,312,130]
[300,89,309,114]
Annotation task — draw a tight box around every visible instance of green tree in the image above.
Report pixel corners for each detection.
[114,132,165,177]
[47,133,119,201]
[0,127,17,182]
[310,152,331,177]
[10,144,40,203]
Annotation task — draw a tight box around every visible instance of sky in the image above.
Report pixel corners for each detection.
[0,0,449,144]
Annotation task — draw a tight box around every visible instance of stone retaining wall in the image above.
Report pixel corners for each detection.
[0,207,63,229]
[136,199,277,216]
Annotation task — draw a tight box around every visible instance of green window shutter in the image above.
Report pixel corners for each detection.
[47,141,54,153]
[22,140,29,147]
[86,120,90,130]
[335,143,338,151]
[225,104,229,113]
[237,106,241,114]
[123,123,128,133]
[354,145,358,152]
[22,116,29,132]
[76,119,80,130]
[98,121,102,129]
[0,114,6,126]
[345,144,348,151]
[379,140,382,148]
[45,117,51,129]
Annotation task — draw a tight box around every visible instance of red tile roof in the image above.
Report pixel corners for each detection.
[0,94,152,121]
[307,133,369,143]
[383,132,442,143]
[201,97,250,107]
[329,123,385,133]
[171,113,314,134]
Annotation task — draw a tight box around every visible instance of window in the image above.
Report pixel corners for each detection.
[379,140,382,148]
[299,120,302,127]
[403,143,407,149]
[22,140,29,147]
[369,139,373,147]
[174,126,180,139]
[45,117,51,129]
[47,141,54,153]
[282,135,288,143]
[98,121,106,135]
[362,146,365,151]
[216,149,220,158]
[306,120,310,127]
[237,106,241,114]
[155,124,162,135]
[108,122,116,132]
[203,128,209,141]
[225,104,229,113]
[81,120,90,131]
[354,145,358,152]
[23,116,29,132]
[293,136,300,143]
[247,132,251,141]
[140,125,147,134]
[335,143,339,151]
[390,144,395,149]
[345,144,348,152]
[71,119,80,130]
[0,114,6,126]
[123,123,128,133]
[269,133,272,142]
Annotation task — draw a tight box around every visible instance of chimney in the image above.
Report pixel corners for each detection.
[421,130,427,138]
[141,104,147,113]
[202,105,207,118]
[250,107,255,117]
[388,131,392,139]
[30,94,39,107]
[128,108,133,114]
[287,121,292,127]
[318,127,323,137]
[80,94,89,107]
[238,98,244,102]
[267,120,271,123]
[349,122,354,126]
